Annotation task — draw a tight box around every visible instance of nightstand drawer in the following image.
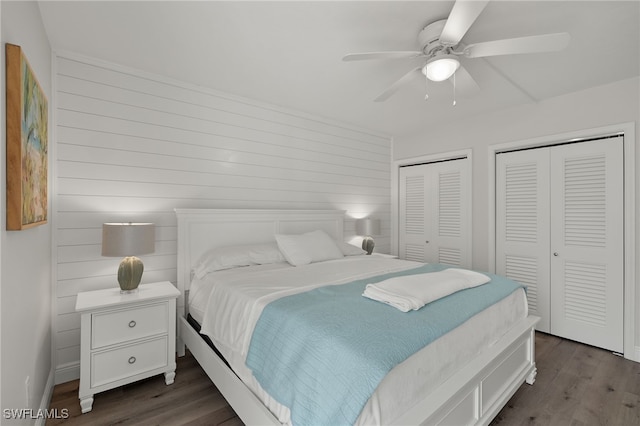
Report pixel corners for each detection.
[92,302,168,349]
[91,336,168,388]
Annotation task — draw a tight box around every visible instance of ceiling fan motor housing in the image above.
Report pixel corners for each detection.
[419,19,450,58]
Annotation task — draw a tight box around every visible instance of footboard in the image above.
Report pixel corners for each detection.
[393,315,540,426]
[180,314,538,426]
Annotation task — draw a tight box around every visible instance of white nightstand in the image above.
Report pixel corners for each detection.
[75,281,180,413]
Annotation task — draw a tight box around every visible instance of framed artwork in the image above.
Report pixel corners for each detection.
[6,43,48,230]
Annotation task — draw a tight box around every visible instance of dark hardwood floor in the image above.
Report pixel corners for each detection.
[46,352,242,426]
[48,333,640,425]
[490,333,640,426]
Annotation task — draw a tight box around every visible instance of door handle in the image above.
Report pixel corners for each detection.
[553,252,559,256]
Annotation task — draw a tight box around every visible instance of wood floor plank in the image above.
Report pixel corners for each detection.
[570,349,636,426]
[49,334,640,425]
[46,351,229,426]
[490,333,640,426]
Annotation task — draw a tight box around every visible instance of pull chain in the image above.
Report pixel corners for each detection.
[452,72,457,106]
[424,72,429,101]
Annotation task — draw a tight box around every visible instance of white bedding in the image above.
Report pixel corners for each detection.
[188,255,528,425]
[362,268,491,312]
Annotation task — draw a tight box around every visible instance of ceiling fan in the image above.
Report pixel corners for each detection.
[343,0,570,102]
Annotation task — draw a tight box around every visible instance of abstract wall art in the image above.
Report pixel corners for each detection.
[6,43,48,230]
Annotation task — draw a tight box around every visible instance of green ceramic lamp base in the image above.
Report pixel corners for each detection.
[362,237,375,255]
[118,256,144,293]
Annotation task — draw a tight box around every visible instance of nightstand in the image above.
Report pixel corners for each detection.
[75,281,180,413]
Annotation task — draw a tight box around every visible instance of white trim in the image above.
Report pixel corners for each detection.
[50,48,62,388]
[390,137,397,255]
[487,122,636,361]
[0,1,3,413]
[391,149,473,262]
[54,361,80,385]
[35,370,55,426]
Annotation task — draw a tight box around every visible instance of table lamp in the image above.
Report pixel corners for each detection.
[356,218,381,255]
[102,223,155,293]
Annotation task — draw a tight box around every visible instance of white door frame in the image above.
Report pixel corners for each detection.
[391,149,473,264]
[487,122,636,361]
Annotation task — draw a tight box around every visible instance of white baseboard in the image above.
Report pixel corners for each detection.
[35,369,55,426]
[54,361,80,385]
[632,345,640,363]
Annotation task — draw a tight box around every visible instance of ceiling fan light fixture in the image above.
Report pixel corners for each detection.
[422,55,460,82]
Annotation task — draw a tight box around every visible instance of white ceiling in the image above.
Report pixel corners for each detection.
[38,1,640,138]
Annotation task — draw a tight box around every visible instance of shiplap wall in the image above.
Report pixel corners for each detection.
[53,53,391,382]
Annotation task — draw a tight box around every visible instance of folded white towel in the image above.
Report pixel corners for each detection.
[362,268,491,312]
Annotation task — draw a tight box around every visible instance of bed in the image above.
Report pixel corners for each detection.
[175,208,539,425]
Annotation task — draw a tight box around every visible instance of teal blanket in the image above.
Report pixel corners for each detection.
[245,263,523,425]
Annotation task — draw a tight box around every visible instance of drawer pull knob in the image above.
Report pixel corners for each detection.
[128,356,136,364]
[128,320,136,328]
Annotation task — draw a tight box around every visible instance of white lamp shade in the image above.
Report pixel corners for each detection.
[423,56,460,82]
[102,223,155,257]
[356,218,381,236]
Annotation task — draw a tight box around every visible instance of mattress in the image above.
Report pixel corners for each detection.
[188,256,528,425]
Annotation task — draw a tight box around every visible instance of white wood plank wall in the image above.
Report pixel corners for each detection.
[53,53,391,382]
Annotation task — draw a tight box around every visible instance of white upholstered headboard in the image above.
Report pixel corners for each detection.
[174,209,346,316]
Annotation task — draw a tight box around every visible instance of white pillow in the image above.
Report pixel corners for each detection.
[249,243,287,265]
[337,241,366,256]
[192,243,285,279]
[275,230,344,266]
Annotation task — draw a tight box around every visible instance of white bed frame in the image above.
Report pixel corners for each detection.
[174,208,539,425]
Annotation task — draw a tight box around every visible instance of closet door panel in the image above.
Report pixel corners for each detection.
[432,162,469,267]
[496,149,551,332]
[549,137,624,352]
[399,167,429,262]
[399,159,470,267]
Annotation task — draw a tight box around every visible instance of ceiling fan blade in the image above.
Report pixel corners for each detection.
[342,51,424,61]
[374,66,422,102]
[462,32,571,58]
[450,65,480,96]
[440,0,490,46]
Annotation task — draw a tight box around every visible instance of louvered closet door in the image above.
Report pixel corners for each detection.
[496,137,624,352]
[496,148,551,332]
[399,159,470,267]
[400,167,428,262]
[549,137,623,352]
